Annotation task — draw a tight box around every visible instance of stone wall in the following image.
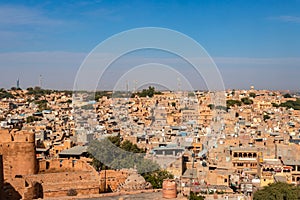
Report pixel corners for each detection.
[0,129,39,199]
[99,169,151,193]
[39,158,94,173]
[0,129,38,180]
[2,176,40,200]
[0,155,3,200]
[99,170,128,192]
[25,171,100,198]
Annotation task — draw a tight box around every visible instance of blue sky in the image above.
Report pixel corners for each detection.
[0,0,300,90]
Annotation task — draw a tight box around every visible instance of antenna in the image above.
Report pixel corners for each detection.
[134,80,137,93]
[16,78,20,89]
[125,80,129,98]
[126,80,129,92]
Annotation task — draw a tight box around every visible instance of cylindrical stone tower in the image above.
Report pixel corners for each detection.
[0,129,38,180]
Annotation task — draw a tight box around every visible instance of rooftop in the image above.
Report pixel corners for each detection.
[59,145,88,156]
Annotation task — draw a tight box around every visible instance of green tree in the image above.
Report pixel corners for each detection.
[120,140,145,153]
[208,104,215,110]
[0,90,14,99]
[272,103,280,108]
[263,114,271,121]
[189,192,205,200]
[226,100,242,108]
[88,138,159,174]
[283,93,292,98]
[35,99,49,111]
[241,97,253,105]
[253,182,300,200]
[142,170,174,189]
[66,99,72,104]
[134,86,161,98]
[249,92,256,98]
[107,135,121,147]
[280,99,300,110]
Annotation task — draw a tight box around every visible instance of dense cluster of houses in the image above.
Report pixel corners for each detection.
[1,87,300,199]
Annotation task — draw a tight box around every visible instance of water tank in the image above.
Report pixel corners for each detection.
[162,179,177,199]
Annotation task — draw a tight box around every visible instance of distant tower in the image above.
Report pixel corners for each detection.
[134,80,137,93]
[126,80,129,92]
[39,75,43,88]
[16,78,20,89]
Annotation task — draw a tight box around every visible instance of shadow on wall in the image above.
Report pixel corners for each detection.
[33,181,43,199]
[2,182,22,200]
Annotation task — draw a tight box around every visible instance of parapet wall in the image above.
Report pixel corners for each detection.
[0,129,35,143]
[39,158,96,173]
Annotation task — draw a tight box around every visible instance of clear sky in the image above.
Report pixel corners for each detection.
[0,0,300,90]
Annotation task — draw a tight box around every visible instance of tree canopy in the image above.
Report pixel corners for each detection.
[283,93,292,98]
[88,136,159,174]
[0,89,15,99]
[249,92,256,98]
[279,99,300,110]
[133,86,161,98]
[142,170,174,189]
[253,182,300,200]
[241,97,253,105]
[226,100,242,108]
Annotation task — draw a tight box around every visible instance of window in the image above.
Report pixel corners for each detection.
[46,161,50,170]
